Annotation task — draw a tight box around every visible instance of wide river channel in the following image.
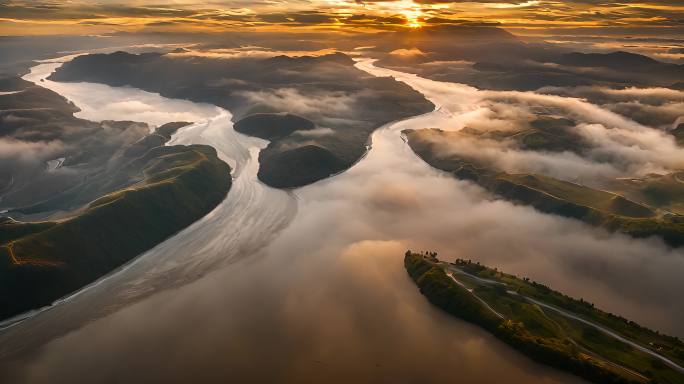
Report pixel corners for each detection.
[1,52,683,383]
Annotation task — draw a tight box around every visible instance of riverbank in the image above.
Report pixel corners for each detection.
[0,69,234,321]
[0,142,232,320]
[49,51,435,189]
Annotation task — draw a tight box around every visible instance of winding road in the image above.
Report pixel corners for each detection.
[523,295,684,374]
[446,272,505,319]
[445,264,684,374]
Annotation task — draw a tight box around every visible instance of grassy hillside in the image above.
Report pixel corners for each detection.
[0,78,230,321]
[452,259,684,369]
[405,251,684,384]
[0,218,56,245]
[495,174,655,218]
[607,172,684,216]
[0,144,231,320]
[404,128,684,247]
[0,78,181,219]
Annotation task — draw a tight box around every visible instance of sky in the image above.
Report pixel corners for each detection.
[1,0,683,36]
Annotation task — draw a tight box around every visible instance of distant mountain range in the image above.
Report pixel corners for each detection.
[372,26,684,90]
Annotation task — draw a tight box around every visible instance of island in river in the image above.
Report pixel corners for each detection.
[405,251,684,384]
[0,77,232,321]
[49,51,434,188]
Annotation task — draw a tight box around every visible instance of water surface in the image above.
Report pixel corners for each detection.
[2,55,683,383]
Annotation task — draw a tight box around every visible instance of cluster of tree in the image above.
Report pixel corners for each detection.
[405,251,501,330]
[406,250,438,260]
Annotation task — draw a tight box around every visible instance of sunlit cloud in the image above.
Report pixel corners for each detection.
[0,0,682,35]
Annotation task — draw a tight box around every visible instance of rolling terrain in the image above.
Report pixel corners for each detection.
[0,76,232,320]
[0,144,231,320]
[49,51,434,188]
[371,26,684,92]
[0,47,682,384]
[405,252,684,384]
[405,128,684,246]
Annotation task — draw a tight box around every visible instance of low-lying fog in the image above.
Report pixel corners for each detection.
[1,54,683,383]
[359,60,684,185]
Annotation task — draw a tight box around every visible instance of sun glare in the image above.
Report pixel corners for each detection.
[407,19,422,28]
[397,1,423,28]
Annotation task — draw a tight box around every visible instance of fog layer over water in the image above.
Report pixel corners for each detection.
[361,60,684,185]
[0,57,296,357]
[1,55,683,383]
[354,60,684,334]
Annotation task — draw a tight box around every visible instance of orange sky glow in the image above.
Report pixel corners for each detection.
[0,1,683,36]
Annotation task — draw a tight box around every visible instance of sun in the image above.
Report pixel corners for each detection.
[407,20,422,28]
[402,8,423,28]
[394,0,423,28]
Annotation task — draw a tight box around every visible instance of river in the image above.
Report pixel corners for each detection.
[1,53,683,383]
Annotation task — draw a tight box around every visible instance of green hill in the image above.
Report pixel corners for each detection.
[234,113,315,140]
[404,128,684,247]
[607,172,684,216]
[258,144,346,188]
[405,251,684,384]
[0,79,231,321]
[0,144,231,320]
